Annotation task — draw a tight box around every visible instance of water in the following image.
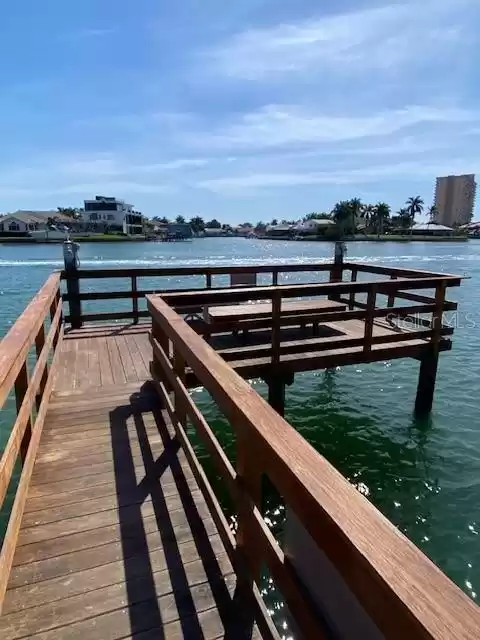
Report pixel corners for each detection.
[1,238,479,621]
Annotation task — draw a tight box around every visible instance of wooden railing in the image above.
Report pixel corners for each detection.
[147,293,480,639]
[158,274,460,368]
[0,273,63,608]
[61,262,461,326]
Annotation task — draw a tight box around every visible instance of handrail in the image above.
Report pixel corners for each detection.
[147,293,480,639]
[60,262,463,327]
[0,273,60,408]
[0,273,63,611]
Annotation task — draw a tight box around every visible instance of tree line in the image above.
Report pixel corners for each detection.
[55,195,438,237]
[150,195,435,236]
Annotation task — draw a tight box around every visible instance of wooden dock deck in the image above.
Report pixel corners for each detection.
[0,324,258,639]
[2,261,480,639]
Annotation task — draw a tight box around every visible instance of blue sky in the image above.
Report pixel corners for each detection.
[0,0,479,223]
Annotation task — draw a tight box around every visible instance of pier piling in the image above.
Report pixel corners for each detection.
[414,348,439,416]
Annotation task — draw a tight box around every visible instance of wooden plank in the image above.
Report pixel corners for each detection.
[66,310,150,324]
[116,334,140,382]
[208,298,346,320]
[4,536,226,613]
[106,336,128,385]
[0,560,235,639]
[86,336,101,387]
[96,335,115,387]
[0,273,60,409]
[63,263,334,279]
[16,488,207,548]
[51,380,147,399]
[124,332,150,381]
[132,330,154,372]
[0,326,63,613]
[53,337,77,392]
[12,508,217,568]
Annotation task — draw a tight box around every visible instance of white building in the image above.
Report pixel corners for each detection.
[0,210,69,233]
[82,196,143,234]
[295,219,335,234]
[434,174,477,227]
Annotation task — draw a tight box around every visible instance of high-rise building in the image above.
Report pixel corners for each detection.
[434,174,477,227]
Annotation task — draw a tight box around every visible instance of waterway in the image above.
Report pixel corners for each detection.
[1,238,479,627]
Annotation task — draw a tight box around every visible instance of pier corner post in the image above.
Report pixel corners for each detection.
[329,241,347,300]
[268,378,286,416]
[63,239,82,329]
[414,348,439,416]
[266,373,293,417]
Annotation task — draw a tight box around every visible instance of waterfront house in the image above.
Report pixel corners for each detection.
[265,223,294,237]
[0,211,78,234]
[202,227,227,237]
[81,196,143,234]
[411,222,455,236]
[294,219,335,236]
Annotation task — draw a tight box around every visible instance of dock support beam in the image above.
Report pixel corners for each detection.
[266,373,294,417]
[414,348,439,416]
[63,239,82,329]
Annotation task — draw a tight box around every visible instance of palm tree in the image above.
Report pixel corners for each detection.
[427,205,438,224]
[175,215,186,224]
[374,202,391,237]
[361,204,376,234]
[349,198,363,232]
[189,216,205,233]
[397,207,411,232]
[332,201,354,237]
[405,196,424,227]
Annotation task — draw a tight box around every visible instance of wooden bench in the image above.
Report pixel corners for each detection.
[207,299,347,323]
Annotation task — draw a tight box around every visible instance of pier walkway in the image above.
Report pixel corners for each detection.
[0,322,257,639]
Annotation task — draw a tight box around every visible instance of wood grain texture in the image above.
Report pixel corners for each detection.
[0,273,60,409]
[0,378,257,639]
[148,293,480,640]
[0,325,64,612]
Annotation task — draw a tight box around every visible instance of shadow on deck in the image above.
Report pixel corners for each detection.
[0,376,257,639]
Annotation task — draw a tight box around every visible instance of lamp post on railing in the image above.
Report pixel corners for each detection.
[63,238,82,329]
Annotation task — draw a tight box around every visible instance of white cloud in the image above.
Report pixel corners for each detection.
[188,104,477,150]
[197,159,480,194]
[206,0,472,79]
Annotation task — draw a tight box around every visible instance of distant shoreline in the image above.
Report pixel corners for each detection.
[256,234,469,242]
[0,233,470,244]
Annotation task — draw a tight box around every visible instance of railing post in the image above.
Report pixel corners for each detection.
[236,428,262,584]
[363,285,377,353]
[349,268,357,309]
[272,269,278,286]
[415,282,446,415]
[173,348,187,427]
[131,276,139,324]
[63,240,82,329]
[15,363,32,464]
[387,274,397,308]
[271,291,281,366]
[34,324,48,411]
[206,272,212,289]
[329,241,346,301]
[50,288,61,349]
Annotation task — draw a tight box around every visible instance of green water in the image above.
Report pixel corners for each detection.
[1,238,479,619]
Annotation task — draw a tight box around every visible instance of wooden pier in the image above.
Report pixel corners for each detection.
[1,261,479,638]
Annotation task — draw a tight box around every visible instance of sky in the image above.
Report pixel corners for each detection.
[0,0,479,223]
